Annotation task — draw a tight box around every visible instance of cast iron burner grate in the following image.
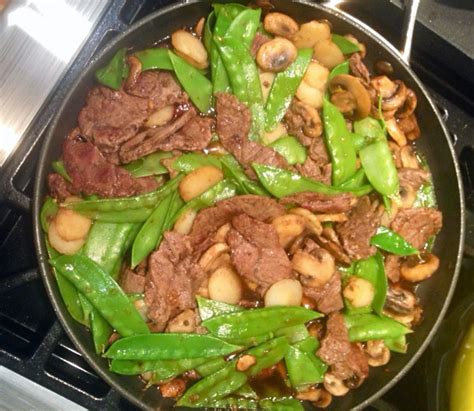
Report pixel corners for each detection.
[0,1,472,410]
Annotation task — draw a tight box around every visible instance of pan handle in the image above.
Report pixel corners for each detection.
[400,0,420,64]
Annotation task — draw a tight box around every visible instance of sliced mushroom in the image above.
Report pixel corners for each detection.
[257,37,298,72]
[400,146,420,169]
[166,309,197,333]
[397,88,417,118]
[212,223,231,243]
[316,213,348,223]
[312,388,332,408]
[313,39,345,69]
[292,249,335,287]
[145,105,175,128]
[388,141,402,168]
[290,100,323,137]
[370,76,397,98]
[272,214,306,248]
[329,74,371,119]
[296,80,324,109]
[401,253,439,282]
[343,277,375,308]
[364,340,390,367]
[296,386,322,401]
[198,243,230,272]
[398,114,421,141]
[263,12,299,39]
[264,278,303,307]
[171,29,208,69]
[323,373,349,397]
[292,20,331,49]
[125,55,142,90]
[384,285,417,316]
[385,117,407,146]
[379,80,408,112]
[289,207,323,235]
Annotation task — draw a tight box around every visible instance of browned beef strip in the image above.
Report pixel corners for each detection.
[398,167,430,192]
[250,32,271,58]
[280,192,356,213]
[304,271,344,314]
[78,86,149,153]
[391,208,442,249]
[120,266,146,294]
[189,195,285,250]
[335,196,381,260]
[317,313,369,382]
[308,136,330,166]
[349,53,370,85]
[145,232,206,331]
[47,173,73,202]
[296,158,332,185]
[385,254,401,283]
[226,214,292,292]
[313,228,351,265]
[125,71,188,110]
[63,128,159,198]
[216,93,288,176]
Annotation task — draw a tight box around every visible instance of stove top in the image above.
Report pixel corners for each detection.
[0,1,472,410]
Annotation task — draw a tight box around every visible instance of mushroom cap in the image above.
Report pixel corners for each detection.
[329,74,371,119]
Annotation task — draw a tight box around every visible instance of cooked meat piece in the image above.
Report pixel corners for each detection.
[78,86,149,153]
[313,228,352,265]
[125,71,188,111]
[349,53,370,85]
[398,167,430,192]
[385,254,401,283]
[227,214,292,292]
[317,313,369,382]
[308,137,330,166]
[251,32,271,58]
[304,271,344,314]
[391,207,442,249]
[189,194,285,249]
[280,192,356,213]
[335,196,381,260]
[296,158,332,185]
[216,93,288,176]
[119,109,197,163]
[145,232,206,331]
[63,128,159,198]
[47,173,72,202]
[120,266,146,294]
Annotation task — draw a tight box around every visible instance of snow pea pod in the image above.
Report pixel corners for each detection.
[253,163,373,198]
[51,254,149,337]
[385,334,407,353]
[40,197,58,232]
[269,135,307,165]
[196,296,243,321]
[332,34,360,54]
[195,356,228,377]
[260,398,304,411]
[90,305,112,354]
[122,151,172,177]
[329,60,350,80]
[344,313,412,342]
[414,180,436,208]
[95,48,127,90]
[199,397,259,409]
[168,51,212,113]
[55,270,86,326]
[105,333,241,360]
[68,174,182,213]
[202,306,320,340]
[172,153,222,173]
[134,48,173,71]
[275,324,309,344]
[79,207,153,223]
[226,8,261,48]
[323,98,357,186]
[371,226,419,256]
[245,336,290,377]
[285,345,325,388]
[110,357,208,377]
[52,160,71,182]
[353,252,387,315]
[130,191,175,268]
[220,155,269,196]
[265,48,313,132]
[338,167,367,189]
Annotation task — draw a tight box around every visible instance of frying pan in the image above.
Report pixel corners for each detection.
[32,0,465,409]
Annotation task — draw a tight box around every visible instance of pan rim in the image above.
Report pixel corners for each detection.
[32,1,465,410]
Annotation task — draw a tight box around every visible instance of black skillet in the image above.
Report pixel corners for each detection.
[32,0,465,409]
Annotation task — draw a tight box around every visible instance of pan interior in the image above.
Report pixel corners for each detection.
[33,1,463,410]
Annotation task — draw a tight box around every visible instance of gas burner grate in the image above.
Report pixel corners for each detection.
[0,1,472,410]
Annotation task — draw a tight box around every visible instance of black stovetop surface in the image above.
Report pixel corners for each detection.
[0,1,473,410]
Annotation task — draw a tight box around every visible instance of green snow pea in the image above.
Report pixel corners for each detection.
[79,208,153,223]
[332,34,360,54]
[385,334,408,353]
[265,48,313,132]
[195,356,228,377]
[354,116,384,140]
[275,324,309,344]
[350,132,369,153]
[52,160,71,182]
[202,306,320,340]
[329,60,350,80]
[285,345,326,388]
[110,357,208,377]
[323,98,357,185]
[269,136,307,165]
[235,384,258,399]
[353,252,387,315]
[253,163,373,198]
[122,151,172,177]
[338,167,367,189]
[68,174,182,213]
[168,51,212,113]
[90,305,112,354]
[199,397,259,409]
[414,180,436,208]
[260,398,304,411]
[134,48,173,71]
[40,197,58,232]
[130,191,175,268]
[344,313,412,342]
[95,48,127,90]
[225,8,261,48]
[83,222,136,279]
[51,254,149,336]
[182,179,237,209]
[371,226,419,256]
[196,296,243,321]
[172,153,222,173]
[105,333,241,360]
[220,155,269,196]
[203,11,214,53]
[55,271,86,326]
[245,336,290,377]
